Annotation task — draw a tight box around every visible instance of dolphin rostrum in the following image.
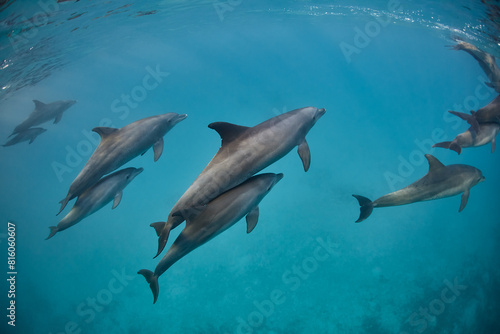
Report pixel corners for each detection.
[452,41,500,92]
[433,122,499,154]
[58,113,187,214]
[139,172,283,303]
[151,107,325,257]
[9,99,76,137]
[47,167,143,239]
[353,154,485,222]
[3,127,47,147]
[449,94,500,132]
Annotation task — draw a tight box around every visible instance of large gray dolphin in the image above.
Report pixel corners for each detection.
[353,154,485,222]
[452,41,500,92]
[433,123,499,154]
[139,172,283,304]
[47,167,143,239]
[151,107,325,257]
[58,112,187,214]
[9,99,76,136]
[3,127,46,147]
[449,94,500,132]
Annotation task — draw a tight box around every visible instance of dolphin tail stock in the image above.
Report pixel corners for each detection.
[432,141,462,154]
[138,269,159,304]
[46,226,59,240]
[352,195,374,223]
[448,110,480,133]
[150,221,170,259]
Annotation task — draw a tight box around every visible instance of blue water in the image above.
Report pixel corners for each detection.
[1,1,500,333]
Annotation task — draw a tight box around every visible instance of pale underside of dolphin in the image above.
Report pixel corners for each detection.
[47,167,143,239]
[353,154,485,222]
[151,106,325,258]
[10,99,76,137]
[58,113,187,214]
[3,127,47,147]
[139,172,283,304]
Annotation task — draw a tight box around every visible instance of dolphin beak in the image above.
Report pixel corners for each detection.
[133,167,145,177]
[317,108,326,117]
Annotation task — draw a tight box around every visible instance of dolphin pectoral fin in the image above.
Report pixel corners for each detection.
[433,141,451,149]
[54,113,63,124]
[46,226,59,240]
[208,122,250,146]
[491,137,496,153]
[297,139,311,172]
[92,127,118,139]
[352,195,374,223]
[459,189,470,212]
[449,110,480,133]
[246,206,259,233]
[138,269,159,304]
[112,191,123,209]
[153,137,164,162]
[433,141,461,154]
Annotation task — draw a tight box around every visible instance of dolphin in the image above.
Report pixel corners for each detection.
[3,127,47,147]
[139,172,283,304]
[449,94,500,132]
[58,112,187,214]
[9,99,76,136]
[151,107,325,257]
[47,167,143,239]
[451,41,500,92]
[433,123,499,154]
[353,154,485,222]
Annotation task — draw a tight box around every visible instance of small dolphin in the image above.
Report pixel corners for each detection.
[3,127,46,147]
[151,107,325,257]
[452,41,500,92]
[139,172,283,304]
[433,123,499,154]
[353,154,484,222]
[9,99,76,137]
[449,94,500,132]
[47,167,143,239]
[58,113,187,214]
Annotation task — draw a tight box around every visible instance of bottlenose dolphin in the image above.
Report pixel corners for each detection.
[433,123,499,154]
[452,41,500,92]
[3,127,46,147]
[151,107,325,257]
[58,113,187,214]
[353,154,485,222]
[449,94,500,132]
[139,172,283,303]
[47,167,143,239]
[9,99,76,136]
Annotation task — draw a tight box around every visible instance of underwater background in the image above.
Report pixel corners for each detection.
[1,0,500,333]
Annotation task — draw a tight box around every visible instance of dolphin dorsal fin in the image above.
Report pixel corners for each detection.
[208,122,249,146]
[425,154,445,173]
[92,127,118,139]
[33,100,46,111]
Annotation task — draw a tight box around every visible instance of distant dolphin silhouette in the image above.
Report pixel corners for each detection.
[433,123,499,154]
[58,113,187,214]
[353,154,485,222]
[151,107,325,258]
[452,41,500,92]
[449,94,500,132]
[47,167,143,239]
[3,127,46,147]
[139,172,283,304]
[9,99,76,137]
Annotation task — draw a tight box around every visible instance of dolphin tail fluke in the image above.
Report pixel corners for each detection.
[138,269,159,304]
[58,195,70,215]
[352,195,374,223]
[46,226,59,240]
[432,141,462,154]
[448,110,480,133]
[150,222,169,258]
